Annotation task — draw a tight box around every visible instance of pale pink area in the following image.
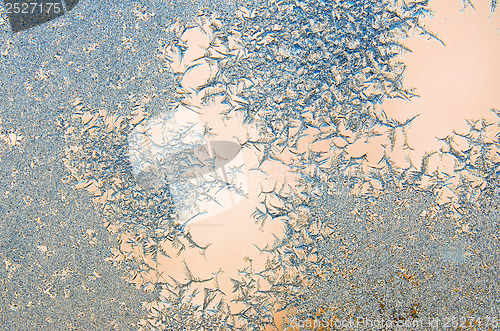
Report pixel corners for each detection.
[383,0,500,168]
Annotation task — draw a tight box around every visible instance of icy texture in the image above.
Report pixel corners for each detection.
[127,19,249,225]
[60,1,500,330]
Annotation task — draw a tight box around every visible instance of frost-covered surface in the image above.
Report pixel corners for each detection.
[2,0,499,330]
[127,20,249,225]
[0,0,235,329]
[212,1,500,329]
[65,1,500,330]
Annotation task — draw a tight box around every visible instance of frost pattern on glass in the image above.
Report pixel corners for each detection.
[127,18,249,225]
[61,1,500,330]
